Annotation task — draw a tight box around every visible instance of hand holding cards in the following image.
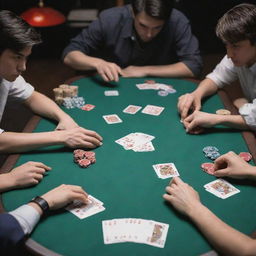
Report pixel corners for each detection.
[66,195,105,219]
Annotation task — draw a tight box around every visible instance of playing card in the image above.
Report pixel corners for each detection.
[103,114,122,124]
[142,105,165,116]
[123,105,142,114]
[204,179,240,199]
[104,90,119,96]
[66,195,105,219]
[146,220,169,248]
[102,218,169,248]
[200,250,219,256]
[133,141,155,152]
[153,163,180,179]
[81,104,95,111]
[136,83,159,90]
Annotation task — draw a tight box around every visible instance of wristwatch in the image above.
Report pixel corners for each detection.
[30,196,49,214]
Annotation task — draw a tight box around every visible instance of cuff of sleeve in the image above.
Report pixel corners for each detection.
[0,128,4,134]
[9,205,41,235]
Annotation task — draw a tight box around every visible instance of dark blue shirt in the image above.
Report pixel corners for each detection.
[63,5,203,77]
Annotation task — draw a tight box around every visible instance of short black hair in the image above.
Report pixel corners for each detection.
[216,3,256,45]
[0,10,41,54]
[132,0,173,21]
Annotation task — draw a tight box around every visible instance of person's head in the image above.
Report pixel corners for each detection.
[0,10,41,81]
[216,3,256,67]
[132,0,173,42]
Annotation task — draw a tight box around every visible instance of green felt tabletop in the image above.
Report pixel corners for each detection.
[2,76,256,256]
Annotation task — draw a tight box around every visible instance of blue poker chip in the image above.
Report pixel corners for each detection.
[203,146,219,153]
[158,90,169,96]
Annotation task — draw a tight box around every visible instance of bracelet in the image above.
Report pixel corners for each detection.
[29,196,49,214]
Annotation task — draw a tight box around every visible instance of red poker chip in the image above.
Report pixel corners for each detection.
[239,152,252,162]
[89,158,96,164]
[78,159,91,168]
[73,149,84,155]
[145,80,155,84]
[84,151,95,158]
[201,163,215,175]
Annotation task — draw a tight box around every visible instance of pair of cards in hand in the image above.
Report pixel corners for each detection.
[102,218,169,248]
[204,179,240,199]
[66,195,105,219]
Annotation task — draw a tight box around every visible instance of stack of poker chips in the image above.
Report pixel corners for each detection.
[53,84,85,109]
[73,149,96,168]
[203,146,220,160]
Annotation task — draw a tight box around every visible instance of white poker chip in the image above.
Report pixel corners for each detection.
[158,90,169,96]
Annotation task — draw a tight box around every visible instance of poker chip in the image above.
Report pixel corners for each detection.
[157,90,169,96]
[216,109,231,115]
[73,149,96,168]
[145,80,155,84]
[201,163,215,175]
[78,159,91,168]
[203,146,220,160]
[239,152,252,162]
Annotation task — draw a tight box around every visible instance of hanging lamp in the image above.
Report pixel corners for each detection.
[20,0,66,27]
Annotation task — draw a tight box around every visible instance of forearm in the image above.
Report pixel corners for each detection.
[194,78,219,99]
[215,115,249,130]
[25,91,72,122]
[0,173,16,192]
[63,51,101,71]
[140,62,195,78]
[0,131,62,153]
[189,204,256,256]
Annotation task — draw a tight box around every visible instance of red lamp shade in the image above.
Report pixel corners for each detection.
[21,5,66,27]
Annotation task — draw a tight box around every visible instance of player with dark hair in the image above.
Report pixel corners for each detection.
[0,10,103,153]
[177,3,256,134]
[63,0,202,82]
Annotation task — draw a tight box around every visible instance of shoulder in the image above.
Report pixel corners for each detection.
[169,8,189,24]
[98,5,132,25]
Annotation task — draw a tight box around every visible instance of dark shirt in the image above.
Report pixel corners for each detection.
[0,213,25,255]
[63,5,203,77]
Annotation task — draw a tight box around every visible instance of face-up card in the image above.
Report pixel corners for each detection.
[102,218,169,248]
[81,104,95,111]
[142,105,164,116]
[133,141,155,152]
[153,163,180,179]
[123,105,142,114]
[104,90,119,96]
[204,179,240,199]
[66,195,105,219]
[103,114,122,124]
[136,83,159,90]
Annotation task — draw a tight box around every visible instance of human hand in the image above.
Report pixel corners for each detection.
[95,59,123,82]
[59,127,103,148]
[214,151,256,179]
[183,111,220,134]
[177,93,201,120]
[8,161,51,189]
[42,184,88,210]
[163,177,201,216]
[122,66,147,77]
[56,115,79,130]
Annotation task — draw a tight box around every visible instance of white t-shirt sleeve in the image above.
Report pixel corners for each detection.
[206,55,238,88]
[239,99,256,131]
[8,75,34,101]
[9,205,41,235]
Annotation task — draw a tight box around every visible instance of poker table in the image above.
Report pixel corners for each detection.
[1,76,256,256]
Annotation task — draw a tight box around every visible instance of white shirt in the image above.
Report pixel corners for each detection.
[0,75,34,132]
[206,55,256,130]
[9,205,41,235]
